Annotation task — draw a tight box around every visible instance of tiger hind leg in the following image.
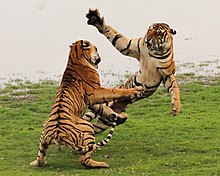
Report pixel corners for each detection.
[89,104,128,134]
[84,104,128,134]
[62,135,109,168]
[30,135,49,167]
[57,126,110,168]
[80,122,117,168]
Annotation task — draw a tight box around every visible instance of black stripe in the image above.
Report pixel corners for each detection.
[48,137,54,145]
[84,113,94,120]
[44,129,57,141]
[163,75,170,83]
[78,122,94,129]
[53,103,73,112]
[58,122,79,130]
[83,157,91,164]
[72,70,98,89]
[109,130,114,135]
[157,61,174,70]
[50,109,72,117]
[87,141,95,146]
[162,46,172,55]
[80,40,83,48]
[144,81,161,90]
[93,124,106,131]
[137,38,141,53]
[134,75,142,86]
[106,135,111,140]
[149,51,171,60]
[59,126,77,144]
[112,34,122,46]
[74,45,78,59]
[160,57,173,64]
[98,141,104,146]
[83,137,95,145]
[39,148,46,156]
[68,55,74,65]
[90,80,101,86]
[127,39,132,50]
[57,99,73,107]
[63,73,78,81]
[167,80,176,93]
[96,106,103,115]
[98,116,112,125]
[120,39,132,53]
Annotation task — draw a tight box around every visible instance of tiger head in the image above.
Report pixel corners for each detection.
[69,40,101,69]
[144,23,176,56]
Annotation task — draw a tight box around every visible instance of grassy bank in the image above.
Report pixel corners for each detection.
[0,76,219,176]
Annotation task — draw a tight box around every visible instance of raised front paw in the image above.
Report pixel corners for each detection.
[86,9,105,33]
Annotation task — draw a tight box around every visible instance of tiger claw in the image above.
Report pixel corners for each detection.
[130,86,144,100]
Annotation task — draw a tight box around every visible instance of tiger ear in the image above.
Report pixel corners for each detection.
[69,43,74,48]
[82,42,90,50]
[170,29,177,35]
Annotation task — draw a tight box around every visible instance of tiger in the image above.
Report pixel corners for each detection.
[83,9,181,134]
[30,40,142,168]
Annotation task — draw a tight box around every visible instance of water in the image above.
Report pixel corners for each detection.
[0,37,220,88]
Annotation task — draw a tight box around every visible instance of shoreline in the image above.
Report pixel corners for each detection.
[0,60,219,89]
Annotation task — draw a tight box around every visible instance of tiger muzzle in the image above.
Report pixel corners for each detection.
[95,57,101,65]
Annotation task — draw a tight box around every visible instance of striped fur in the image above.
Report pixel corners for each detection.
[85,9,181,134]
[30,40,142,168]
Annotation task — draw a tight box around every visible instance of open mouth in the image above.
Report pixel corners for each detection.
[91,57,101,69]
[95,58,101,65]
[147,39,162,50]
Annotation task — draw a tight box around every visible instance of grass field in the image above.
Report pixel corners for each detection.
[0,75,219,176]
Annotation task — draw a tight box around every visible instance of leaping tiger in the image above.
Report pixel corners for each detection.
[30,40,142,168]
[83,9,181,134]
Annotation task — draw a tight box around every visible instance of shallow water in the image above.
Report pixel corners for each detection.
[0,55,219,88]
[0,36,220,88]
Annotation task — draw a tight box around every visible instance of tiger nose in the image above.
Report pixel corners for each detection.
[156,28,164,34]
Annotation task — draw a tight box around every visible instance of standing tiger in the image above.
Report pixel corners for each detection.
[83,9,181,134]
[30,40,142,168]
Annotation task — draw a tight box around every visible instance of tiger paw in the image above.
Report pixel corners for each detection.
[116,112,128,125]
[86,9,105,33]
[130,86,144,100]
[172,101,181,116]
[30,159,46,167]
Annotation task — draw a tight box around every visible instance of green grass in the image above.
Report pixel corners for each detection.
[0,77,219,176]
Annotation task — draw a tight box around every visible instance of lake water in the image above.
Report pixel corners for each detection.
[0,37,220,88]
[0,37,220,87]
